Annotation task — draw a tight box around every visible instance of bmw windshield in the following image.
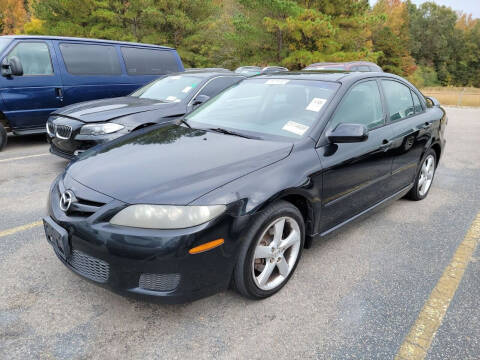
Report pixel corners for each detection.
[131,74,202,103]
[186,78,339,140]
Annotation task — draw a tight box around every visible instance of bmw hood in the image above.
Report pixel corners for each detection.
[65,124,293,205]
[52,97,180,123]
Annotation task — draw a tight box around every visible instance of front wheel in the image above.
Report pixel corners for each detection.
[407,149,437,201]
[233,201,305,299]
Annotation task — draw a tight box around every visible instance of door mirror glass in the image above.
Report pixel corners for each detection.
[328,123,368,143]
[1,56,23,77]
[192,94,210,107]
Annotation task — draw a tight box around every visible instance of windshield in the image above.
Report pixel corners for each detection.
[235,67,262,76]
[186,78,339,140]
[0,38,12,54]
[305,65,346,71]
[130,75,202,102]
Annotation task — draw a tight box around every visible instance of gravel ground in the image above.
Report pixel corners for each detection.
[0,107,479,360]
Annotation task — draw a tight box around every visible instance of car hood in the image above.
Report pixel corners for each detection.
[53,97,181,123]
[66,124,293,205]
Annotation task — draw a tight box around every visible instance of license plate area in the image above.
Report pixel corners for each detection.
[43,217,70,260]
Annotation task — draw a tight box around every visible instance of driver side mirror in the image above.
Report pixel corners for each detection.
[192,94,210,107]
[1,56,23,77]
[327,123,368,143]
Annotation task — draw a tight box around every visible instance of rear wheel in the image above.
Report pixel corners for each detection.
[233,201,305,299]
[407,149,436,201]
[0,123,7,151]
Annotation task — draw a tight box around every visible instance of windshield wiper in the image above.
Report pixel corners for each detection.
[178,118,191,128]
[207,127,260,140]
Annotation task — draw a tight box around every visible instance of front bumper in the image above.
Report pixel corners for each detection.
[45,176,247,303]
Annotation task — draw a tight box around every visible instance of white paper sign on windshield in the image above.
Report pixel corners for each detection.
[170,76,181,80]
[306,98,326,112]
[166,96,177,101]
[182,86,193,93]
[282,121,309,136]
[265,79,290,85]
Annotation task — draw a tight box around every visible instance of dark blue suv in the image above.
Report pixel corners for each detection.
[0,35,184,150]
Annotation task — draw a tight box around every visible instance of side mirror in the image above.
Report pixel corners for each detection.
[425,96,440,108]
[327,123,368,143]
[192,94,210,107]
[1,56,23,77]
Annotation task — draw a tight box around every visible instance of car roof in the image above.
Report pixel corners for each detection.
[252,70,406,84]
[0,35,174,50]
[307,61,378,67]
[171,70,245,79]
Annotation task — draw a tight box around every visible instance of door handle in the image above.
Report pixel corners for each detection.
[421,122,432,129]
[380,139,392,151]
[55,87,63,101]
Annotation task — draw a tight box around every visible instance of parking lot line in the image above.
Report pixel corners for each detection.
[395,212,480,360]
[0,220,43,238]
[0,153,49,163]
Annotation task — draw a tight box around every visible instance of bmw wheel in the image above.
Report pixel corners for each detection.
[234,201,305,299]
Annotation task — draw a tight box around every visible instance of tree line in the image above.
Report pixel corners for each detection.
[1,0,479,87]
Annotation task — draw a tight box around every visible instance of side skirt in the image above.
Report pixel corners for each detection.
[305,183,413,247]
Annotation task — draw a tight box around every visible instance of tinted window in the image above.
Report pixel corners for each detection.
[411,90,423,113]
[121,47,179,75]
[358,65,370,72]
[197,77,244,98]
[8,42,53,75]
[330,80,384,130]
[382,80,415,121]
[60,43,121,75]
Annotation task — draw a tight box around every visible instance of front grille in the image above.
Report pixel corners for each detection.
[55,125,72,139]
[139,273,180,292]
[68,250,110,283]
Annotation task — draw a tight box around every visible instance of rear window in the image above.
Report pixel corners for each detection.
[59,43,122,75]
[121,47,179,75]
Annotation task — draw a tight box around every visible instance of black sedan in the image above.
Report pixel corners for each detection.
[46,70,245,159]
[43,71,446,303]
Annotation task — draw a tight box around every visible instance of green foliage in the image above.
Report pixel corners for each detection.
[15,0,480,87]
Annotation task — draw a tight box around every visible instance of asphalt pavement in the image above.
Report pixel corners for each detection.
[0,107,479,359]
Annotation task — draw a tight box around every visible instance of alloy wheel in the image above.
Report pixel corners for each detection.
[252,216,301,291]
[418,154,435,197]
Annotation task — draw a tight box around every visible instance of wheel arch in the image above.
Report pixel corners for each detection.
[431,142,442,167]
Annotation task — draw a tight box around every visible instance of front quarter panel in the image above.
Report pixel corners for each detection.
[190,140,323,236]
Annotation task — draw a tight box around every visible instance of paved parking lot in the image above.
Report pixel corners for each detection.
[0,107,479,359]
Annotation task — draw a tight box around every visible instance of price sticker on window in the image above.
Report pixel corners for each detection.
[306,98,326,112]
[265,79,290,85]
[282,121,309,136]
[182,86,193,93]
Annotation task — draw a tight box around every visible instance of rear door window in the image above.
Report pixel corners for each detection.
[121,47,179,75]
[196,77,244,98]
[59,43,121,75]
[7,41,53,75]
[381,80,415,121]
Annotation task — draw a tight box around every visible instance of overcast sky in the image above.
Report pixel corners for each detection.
[370,0,480,19]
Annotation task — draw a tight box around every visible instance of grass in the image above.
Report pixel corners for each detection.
[420,87,480,107]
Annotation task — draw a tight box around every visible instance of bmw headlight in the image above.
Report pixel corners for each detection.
[109,205,226,229]
[79,123,124,135]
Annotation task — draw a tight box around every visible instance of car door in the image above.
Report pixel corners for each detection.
[188,76,244,111]
[379,79,432,194]
[316,79,395,233]
[0,40,63,130]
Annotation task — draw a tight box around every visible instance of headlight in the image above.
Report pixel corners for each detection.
[109,204,226,229]
[79,123,124,135]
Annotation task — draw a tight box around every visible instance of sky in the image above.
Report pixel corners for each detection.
[370,0,480,19]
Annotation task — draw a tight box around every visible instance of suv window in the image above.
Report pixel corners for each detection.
[196,77,243,98]
[121,47,179,75]
[8,42,53,75]
[358,65,371,72]
[330,80,384,130]
[59,43,121,75]
[382,80,415,121]
[411,90,423,113]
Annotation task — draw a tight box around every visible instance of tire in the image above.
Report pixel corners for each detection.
[406,148,437,201]
[233,200,305,299]
[0,123,7,151]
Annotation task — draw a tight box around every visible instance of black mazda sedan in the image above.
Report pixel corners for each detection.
[46,70,245,159]
[43,71,446,303]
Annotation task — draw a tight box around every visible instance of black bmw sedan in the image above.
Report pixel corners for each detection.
[46,70,245,159]
[43,71,446,303]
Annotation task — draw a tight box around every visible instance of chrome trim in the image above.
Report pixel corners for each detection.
[55,124,72,139]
